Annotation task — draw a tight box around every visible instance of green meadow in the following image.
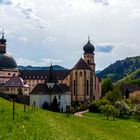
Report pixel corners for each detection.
[0,97,140,140]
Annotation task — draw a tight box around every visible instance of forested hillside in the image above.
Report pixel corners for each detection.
[97,56,140,82]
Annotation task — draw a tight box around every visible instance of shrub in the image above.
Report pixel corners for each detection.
[89,100,101,113]
[66,106,75,114]
[79,104,87,111]
[115,101,130,117]
[42,101,50,110]
[100,99,110,105]
[123,99,134,110]
[134,104,140,121]
[89,99,109,113]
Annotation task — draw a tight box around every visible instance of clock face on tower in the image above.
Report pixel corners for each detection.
[87,55,90,58]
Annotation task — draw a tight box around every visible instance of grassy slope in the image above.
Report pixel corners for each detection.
[0,98,140,140]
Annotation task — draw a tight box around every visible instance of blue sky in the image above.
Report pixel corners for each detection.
[0,0,140,70]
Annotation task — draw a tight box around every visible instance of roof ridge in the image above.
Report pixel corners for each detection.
[72,58,93,71]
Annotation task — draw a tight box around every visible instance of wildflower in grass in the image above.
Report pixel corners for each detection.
[22,125,25,128]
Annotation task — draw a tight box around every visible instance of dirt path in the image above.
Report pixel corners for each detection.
[74,110,89,117]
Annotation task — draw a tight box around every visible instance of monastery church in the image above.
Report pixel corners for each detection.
[0,32,101,112]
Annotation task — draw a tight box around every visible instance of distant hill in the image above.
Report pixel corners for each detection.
[95,70,101,74]
[18,65,68,70]
[97,56,140,82]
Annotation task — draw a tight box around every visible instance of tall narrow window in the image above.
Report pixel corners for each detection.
[74,80,76,95]
[79,71,82,77]
[95,77,96,90]
[87,80,89,95]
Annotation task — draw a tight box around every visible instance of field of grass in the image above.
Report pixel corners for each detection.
[0,97,140,140]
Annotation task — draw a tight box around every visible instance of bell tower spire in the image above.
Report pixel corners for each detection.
[2,29,4,39]
[88,34,90,42]
[0,29,6,54]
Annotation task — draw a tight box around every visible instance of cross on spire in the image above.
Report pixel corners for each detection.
[88,34,90,42]
[50,60,52,67]
[2,29,4,39]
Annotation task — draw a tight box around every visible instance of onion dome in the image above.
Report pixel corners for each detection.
[0,53,17,69]
[83,37,95,54]
[0,31,17,69]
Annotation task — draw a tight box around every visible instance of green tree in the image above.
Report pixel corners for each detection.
[104,89,121,104]
[50,96,59,112]
[100,104,119,120]
[102,78,113,96]
[17,87,23,95]
[89,99,110,113]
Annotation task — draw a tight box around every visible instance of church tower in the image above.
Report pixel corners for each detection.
[83,37,95,72]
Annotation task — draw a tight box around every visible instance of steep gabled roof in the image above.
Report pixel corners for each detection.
[72,58,92,71]
[31,83,69,94]
[31,83,48,94]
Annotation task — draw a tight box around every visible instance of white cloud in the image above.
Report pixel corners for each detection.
[16,57,63,66]
[44,36,56,43]
[131,9,140,18]
[18,36,28,42]
[93,0,109,5]
[0,0,48,29]
[15,2,47,29]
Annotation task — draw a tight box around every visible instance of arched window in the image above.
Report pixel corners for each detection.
[79,71,82,77]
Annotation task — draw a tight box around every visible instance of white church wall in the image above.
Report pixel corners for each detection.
[30,93,71,112]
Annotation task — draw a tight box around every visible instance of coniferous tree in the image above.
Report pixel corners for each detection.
[50,96,59,112]
[102,78,113,96]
